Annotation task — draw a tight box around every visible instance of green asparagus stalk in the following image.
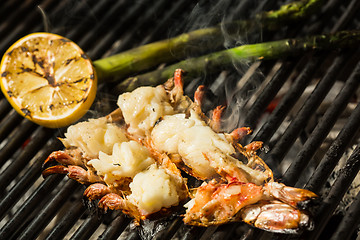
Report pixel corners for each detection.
[94,0,324,82]
[113,30,360,93]
[256,0,324,30]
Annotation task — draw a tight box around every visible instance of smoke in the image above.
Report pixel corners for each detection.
[182,0,232,32]
[221,62,265,132]
[172,0,265,132]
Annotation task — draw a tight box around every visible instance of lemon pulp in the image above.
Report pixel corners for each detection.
[0,32,97,128]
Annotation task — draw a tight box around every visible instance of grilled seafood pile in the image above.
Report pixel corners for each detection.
[42,69,318,233]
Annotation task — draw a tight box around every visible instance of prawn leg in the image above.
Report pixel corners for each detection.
[194,85,206,108]
[99,193,142,223]
[43,150,84,167]
[209,105,225,132]
[174,68,184,92]
[167,68,185,103]
[226,127,252,143]
[84,183,112,200]
[42,165,103,184]
[244,141,263,153]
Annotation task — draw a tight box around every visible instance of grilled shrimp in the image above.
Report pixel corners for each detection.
[184,178,317,232]
[43,69,318,233]
[150,70,317,232]
[42,114,188,222]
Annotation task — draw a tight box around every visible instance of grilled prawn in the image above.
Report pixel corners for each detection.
[43,69,317,233]
[43,115,189,222]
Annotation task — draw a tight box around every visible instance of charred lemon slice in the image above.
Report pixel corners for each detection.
[0,32,97,128]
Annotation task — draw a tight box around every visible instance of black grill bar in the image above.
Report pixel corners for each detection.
[0,175,64,239]
[0,127,53,191]
[88,0,168,59]
[205,223,237,240]
[305,61,360,192]
[44,200,86,240]
[76,0,130,54]
[284,59,360,187]
[0,120,36,166]
[274,53,351,184]
[330,190,360,240]
[126,230,142,240]
[65,0,110,41]
[97,214,130,240]
[0,110,23,144]
[69,212,103,240]
[305,145,360,240]
[331,0,360,33]
[0,98,12,119]
[1,0,360,239]
[172,224,206,240]
[137,1,197,48]
[0,0,55,55]
[0,0,39,36]
[243,60,296,129]
[17,179,80,240]
[253,56,321,144]
[0,138,63,230]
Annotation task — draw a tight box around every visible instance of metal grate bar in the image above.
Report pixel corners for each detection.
[0,138,63,220]
[137,1,198,47]
[0,98,12,119]
[44,200,86,240]
[0,120,37,167]
[206,223,237,240]
[17,179,80,240]
[0,0,29,23]
[272,53,350,179]
[88,0,170,59]
[0,0,40,37]
[69,213,104,240]
[65,0,111,41]
[125,230,141,240]
[98,214,131,240]
[0,0,60,55]
[0,110,23,144]
[282,55,359,186]
[305,145,360,240]
[173,225,206,240]
[305,61,360,193]
[330,190,360,240]
[253,56,321,144]
[331,0,360,33]
[76,0,130,54]
[243,60,296,129]
[0,175,64,239]
[152,218,183,240]
[0,127,54,191]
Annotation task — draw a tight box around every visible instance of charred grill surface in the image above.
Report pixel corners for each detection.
[0,0,360,239]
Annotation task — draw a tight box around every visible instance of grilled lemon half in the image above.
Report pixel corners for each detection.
[0,32,97,128]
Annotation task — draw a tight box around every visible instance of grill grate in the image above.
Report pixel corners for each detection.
[1,0,360,239]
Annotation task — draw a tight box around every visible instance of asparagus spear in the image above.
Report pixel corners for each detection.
[113,30,360,93]
[94,0,324,82]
